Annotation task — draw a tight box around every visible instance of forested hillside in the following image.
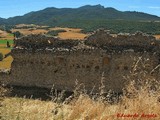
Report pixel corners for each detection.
[0,5,160,34]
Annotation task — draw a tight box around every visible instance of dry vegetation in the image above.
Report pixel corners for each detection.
[0,30,14,40]
[0,55,13,69]
[50,27,88,40]
[12,24,49,35]
[154,35,160,40]
[0,47,13,69]
[0,77,160,120]
[11,28,48,35]
[12,25,88,40]
[58,31,87,40]
[0,31,13,69]
[11,27,87,40]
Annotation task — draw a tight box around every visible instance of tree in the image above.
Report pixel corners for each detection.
[13,31,23,38]
[6,41,11,48]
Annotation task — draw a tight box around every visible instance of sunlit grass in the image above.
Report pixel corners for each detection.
[154,35,160,40]
[1,81,160,120]
[0,48,13,69]
[0,39,14,44]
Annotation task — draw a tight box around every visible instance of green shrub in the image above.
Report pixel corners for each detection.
[13,31,23,38]
[46,29,66,36]
[0,52,3,61]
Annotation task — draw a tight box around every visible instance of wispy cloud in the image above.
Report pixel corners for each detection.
[128,6,140,9]
[148,6,160,9]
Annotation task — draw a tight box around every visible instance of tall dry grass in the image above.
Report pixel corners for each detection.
[0,78,160,120]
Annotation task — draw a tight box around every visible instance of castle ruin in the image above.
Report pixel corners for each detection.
[1,29,160,93]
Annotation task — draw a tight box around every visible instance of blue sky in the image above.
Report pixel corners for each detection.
[0,0,160,18]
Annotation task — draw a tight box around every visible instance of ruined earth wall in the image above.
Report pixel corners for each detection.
[1,30,160,93]
[9,49,159,93]
[85,29,159,51]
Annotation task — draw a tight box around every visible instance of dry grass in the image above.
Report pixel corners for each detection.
[66,78,160,120]
[0,44,6,47]
[154,35,160,40]
[50,27,88,40]
[0,55,13,69]
[0,48,11,55]
[11,28,48,35]
[12,27,88,40]
[0,31,14,69]
[0,30,14,69]
[50,27,82,32]
[0,30,14,40]
[58,31,87,40]
[1,98,56,120]
[0,81,159,120]
[0,48,13,69]
[0,44,14,48]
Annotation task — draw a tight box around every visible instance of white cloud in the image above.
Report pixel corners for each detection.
[148,6,160,9]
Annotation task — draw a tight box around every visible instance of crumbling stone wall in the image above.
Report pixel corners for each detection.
[1,30,160,93]
[14,34,79,49]
[85,29,159,52]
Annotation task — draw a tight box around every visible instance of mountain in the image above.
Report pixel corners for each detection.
[1,4,160,26]
[0,5,160,34]
[0,18,6,24]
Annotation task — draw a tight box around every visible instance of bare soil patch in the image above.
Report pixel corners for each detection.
[154,35,160,40]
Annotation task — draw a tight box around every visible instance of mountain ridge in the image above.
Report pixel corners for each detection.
[1,5,160,34]
[0,5,160,26]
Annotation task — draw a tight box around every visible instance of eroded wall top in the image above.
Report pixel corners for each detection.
[85,29,159,52]
[13,30,160,53]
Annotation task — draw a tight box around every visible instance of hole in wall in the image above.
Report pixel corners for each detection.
[124,66,128,70]
[117,66,120,70]
[95,66,100,70]
[76,64,80,68]
[54,70,58,73]
[86,65,90,69]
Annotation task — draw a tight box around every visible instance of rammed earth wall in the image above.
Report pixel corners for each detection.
[1,30,160,93]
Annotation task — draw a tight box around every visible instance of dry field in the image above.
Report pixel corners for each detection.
[11,28,48,35]
[12,26,88,40]
[1,82,160,120]
[0,48,13,69]
[0,31,14,69]
[50,27,87,40]
[0,30,14,40]
[58,32,86,40]
[154,35,160,40]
